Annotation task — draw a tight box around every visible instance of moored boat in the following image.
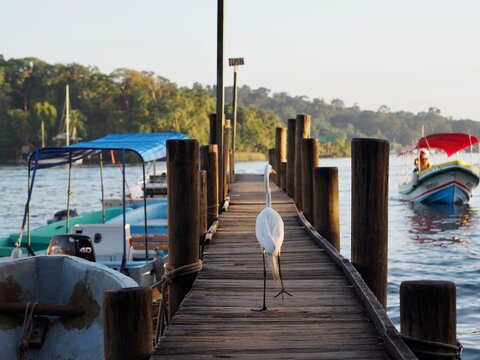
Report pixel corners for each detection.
[399,133,480,205]
[0,255,137,359]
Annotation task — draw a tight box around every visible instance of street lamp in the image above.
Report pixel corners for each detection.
[228,57,244,180]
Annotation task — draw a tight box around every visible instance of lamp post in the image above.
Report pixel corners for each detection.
[228,57,244,181]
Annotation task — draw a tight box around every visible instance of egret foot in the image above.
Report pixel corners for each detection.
[274,288,293,299]
[251,306,268,312]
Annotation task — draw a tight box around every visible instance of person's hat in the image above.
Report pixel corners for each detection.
[420,149,429,155]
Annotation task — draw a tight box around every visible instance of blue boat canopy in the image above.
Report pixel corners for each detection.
[29,132,190,170]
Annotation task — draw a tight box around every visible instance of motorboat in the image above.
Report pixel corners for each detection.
[398,133,480,205]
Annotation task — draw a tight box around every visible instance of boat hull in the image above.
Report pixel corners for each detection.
[0,255,137,359]
[399,161,479,205]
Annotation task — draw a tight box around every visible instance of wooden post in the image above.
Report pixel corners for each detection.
[199,170,207,253]
[351,138,389,308]
[286,118,296,198]
[209,113,217,145]
[103,287,152,360]
[167,139,200,317]
[301,138,319,223]
[223,120,231,196]
[274,127,287,186]
[313,167,340,251]
[294,114,311,210]
[268,148,275,166]
[200,144,219,227]
[400,281,457,359]
[216,0,225,208]
[280,161,287,192]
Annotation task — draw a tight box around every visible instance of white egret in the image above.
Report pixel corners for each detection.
[252,163,291,312]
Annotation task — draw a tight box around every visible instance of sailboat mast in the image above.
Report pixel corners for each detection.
[66,84,70,146]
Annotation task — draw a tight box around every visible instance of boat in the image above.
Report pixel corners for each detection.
[0,254,137,359]
[7,132,189,285]
[398,133,480,205]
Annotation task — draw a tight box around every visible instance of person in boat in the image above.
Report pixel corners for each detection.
[414,150,432,171]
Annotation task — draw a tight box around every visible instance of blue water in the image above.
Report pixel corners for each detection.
[1,158,478,358]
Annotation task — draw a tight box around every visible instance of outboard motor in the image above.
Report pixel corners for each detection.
[47,234,96,262]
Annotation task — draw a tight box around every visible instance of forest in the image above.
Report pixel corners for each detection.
[1,55,479,163]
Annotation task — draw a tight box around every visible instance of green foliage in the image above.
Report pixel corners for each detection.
[1,55,480,162]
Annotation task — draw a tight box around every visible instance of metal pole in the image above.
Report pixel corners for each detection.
[232,66,238,180]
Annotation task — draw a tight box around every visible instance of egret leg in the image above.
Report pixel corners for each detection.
[252,250,268,312]
[274,254,292,298]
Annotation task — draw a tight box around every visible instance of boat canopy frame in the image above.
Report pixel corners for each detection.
[17,132,189,271]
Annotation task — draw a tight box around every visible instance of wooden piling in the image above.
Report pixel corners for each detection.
[400,281,457,360]
[103,287,152,360]
[200,145,219,227]
[268,148,275,167]
[351,138,389,308]
[313,167,340,251]
[224,120,231,195]
[286,118,296,198]
[301,138,319,223]
[274,127,287,186]
[294,114,311,210]
[167,139,200,318]
[209,113,217,145]
[280,161,287,192]
[199,170,207,252]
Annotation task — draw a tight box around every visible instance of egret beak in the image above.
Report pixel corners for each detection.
[271,169,277,174]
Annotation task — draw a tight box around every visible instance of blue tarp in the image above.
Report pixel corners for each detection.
[28,132,190,170]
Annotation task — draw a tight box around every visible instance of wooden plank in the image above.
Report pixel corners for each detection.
[152,174,405,359]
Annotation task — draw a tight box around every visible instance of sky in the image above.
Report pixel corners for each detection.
[1,0,480,120]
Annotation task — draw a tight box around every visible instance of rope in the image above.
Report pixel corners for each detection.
[152,260,202,343]
[400,333,463,358]
[17,302,38,360]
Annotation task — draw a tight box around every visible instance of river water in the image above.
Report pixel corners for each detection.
[0,156,478,358]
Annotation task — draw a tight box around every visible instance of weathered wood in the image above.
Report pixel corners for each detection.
[199,170,207,253]
[224,120,232,196]
[209,113,217,145]
[351,138,389,309]
[274,127,287,185]
[216,0,225,209]
[200,144,219,227]
[154,174,411,360]
[0,301,83,317]
[167,139,200,318]
[400,281,457,360]
[268,148,275,167]
[104,287,152,360]
[313,167,340,250]
[286,118,296,198]
[294,114,311,210]
[280,161,287,192]
[301,138,319,223]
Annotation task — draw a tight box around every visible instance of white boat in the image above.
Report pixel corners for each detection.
[399,133,480,205]
[0,255,137,359]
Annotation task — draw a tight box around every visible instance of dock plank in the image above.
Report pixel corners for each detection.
[153,174,407,359]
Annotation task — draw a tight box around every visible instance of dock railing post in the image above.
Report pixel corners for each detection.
[280,161,287,192]
[294,114,311,210]
[286,118,296,198]
[103,287,152,360]
[268,148,275,167]
[209,113,217,145]
[199,169,207,255]
[351,138,389,308]
[167,139,200,318]
[274,127,287,186]
[224,120,231,195]
[313,167,340,251]
[200,145,219,228]
[301,138,319,223]
[400,280,458,359]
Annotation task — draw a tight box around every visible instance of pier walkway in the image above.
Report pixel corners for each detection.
[153,174,413,359]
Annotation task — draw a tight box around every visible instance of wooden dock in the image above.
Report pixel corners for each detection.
[153,174,414,359]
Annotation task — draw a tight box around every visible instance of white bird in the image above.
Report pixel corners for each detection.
[252,163,291,312]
